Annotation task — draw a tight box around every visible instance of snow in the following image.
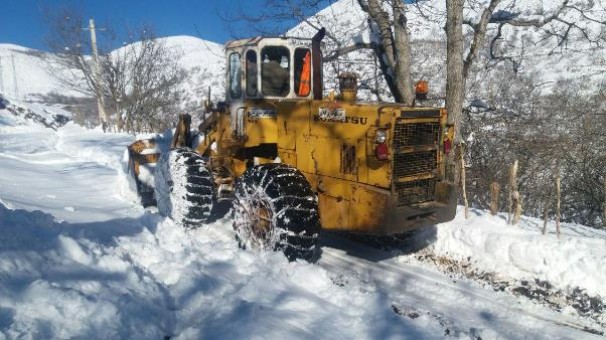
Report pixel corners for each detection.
[426,208,606,297]
[0,99,604,338]
[0,44,84,100]
[0,1,605,336]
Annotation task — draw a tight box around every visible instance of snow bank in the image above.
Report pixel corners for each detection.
[430,207,606,297]
[0,100,604,337]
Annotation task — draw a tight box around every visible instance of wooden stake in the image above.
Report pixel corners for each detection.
[556,164,561,238]
[490,182,500,216]
[511,160,522,225]
[460,143,469,219]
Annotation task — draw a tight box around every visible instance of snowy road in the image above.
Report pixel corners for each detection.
[0,103,604,339]
[320,235,603,339]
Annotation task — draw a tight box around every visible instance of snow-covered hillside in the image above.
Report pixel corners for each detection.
[289,0,606,98]
[0,44,83,100]
[0,35,224,108]
[0,98,604,339]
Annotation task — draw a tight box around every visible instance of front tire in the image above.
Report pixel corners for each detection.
[154,148,215,228]
[233,164,321,262]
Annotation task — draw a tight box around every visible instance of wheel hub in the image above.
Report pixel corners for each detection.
[249,200,273,245]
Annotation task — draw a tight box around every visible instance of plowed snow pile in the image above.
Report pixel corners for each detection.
[424,209,606,297]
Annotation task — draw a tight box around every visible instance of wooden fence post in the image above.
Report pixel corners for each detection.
[490,182,500,216]
[508,165,513,224]
[460,143,469,219]
[556,163,561,238]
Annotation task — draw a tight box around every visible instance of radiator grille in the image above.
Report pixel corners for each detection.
[393,151,437,178]
[395,179,436,206]
[392,120,440,205]
[393,121,440,149]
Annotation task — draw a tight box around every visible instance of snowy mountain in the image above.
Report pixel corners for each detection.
[151,35,225,107]
[0,44,83,100]
[0,35,225,111]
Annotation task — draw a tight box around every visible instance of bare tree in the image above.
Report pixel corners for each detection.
[44,7,185,133]
[103,28,185,133]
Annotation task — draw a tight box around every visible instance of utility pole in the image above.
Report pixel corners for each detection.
[11,55,18,98]
[84,18,109,131]
[0,56,4,94]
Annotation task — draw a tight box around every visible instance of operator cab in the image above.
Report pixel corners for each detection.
[224,29,325,102]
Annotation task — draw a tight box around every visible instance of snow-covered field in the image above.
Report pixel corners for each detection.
[0,98,604,339]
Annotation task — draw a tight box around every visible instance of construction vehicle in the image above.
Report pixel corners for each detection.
[128,29,457,261]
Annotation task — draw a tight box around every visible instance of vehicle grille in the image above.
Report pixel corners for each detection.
[395,179,436,206]
[393,121,440,149]
[393,151,437,178]
[392,120,440,205]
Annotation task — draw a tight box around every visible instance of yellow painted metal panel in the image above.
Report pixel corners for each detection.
[318,193,349,229]
[349,184,390,232]
[276,101,310,151]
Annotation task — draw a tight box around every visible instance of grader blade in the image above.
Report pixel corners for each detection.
[127,139,160,207]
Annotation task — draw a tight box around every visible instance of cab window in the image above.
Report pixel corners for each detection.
[261,46,290,97]
[229,53,242,99]
[246,50,258,97]
[294,48,311,97]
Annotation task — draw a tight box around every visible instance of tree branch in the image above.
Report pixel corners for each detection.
[323,42,378,62]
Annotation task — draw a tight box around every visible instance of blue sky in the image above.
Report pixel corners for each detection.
[0,0,334,51]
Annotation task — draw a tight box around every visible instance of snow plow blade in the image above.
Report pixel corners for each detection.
[127,139,160,207]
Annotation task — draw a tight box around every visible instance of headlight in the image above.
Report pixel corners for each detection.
[375,129,387,144]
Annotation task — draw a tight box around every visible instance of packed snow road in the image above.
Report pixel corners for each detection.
[320,235,604,338]
[0,104,604,339]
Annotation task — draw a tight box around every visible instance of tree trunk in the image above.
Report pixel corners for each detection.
[490,182,500,216]
[445,0,465,183]
[603,175,606,227]
[543,203,549,235]
[511,160,522,225]
[359,0,413,105]
[462,0,502,80]
[508,160,522,225]
[392,0,414,105]
[114,102,123,132]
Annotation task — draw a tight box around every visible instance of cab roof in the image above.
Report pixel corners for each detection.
[225,36,317,50]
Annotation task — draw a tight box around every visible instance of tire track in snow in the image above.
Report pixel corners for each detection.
[318,235,605,339]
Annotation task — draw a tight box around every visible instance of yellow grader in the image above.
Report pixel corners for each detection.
[128,29,457,261]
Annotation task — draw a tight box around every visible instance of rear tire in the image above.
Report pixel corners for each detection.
[154,148,215,228]
[233,164,321,262]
